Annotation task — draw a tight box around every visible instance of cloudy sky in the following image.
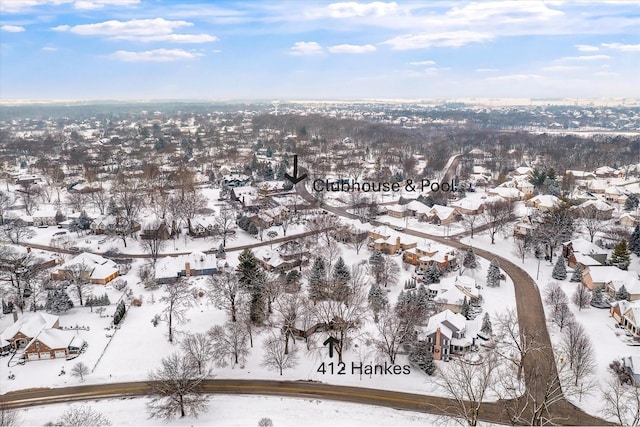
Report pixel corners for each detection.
[1,0,639,100]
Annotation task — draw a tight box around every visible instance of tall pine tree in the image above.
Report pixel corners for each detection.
[368,283,387,322]
[570,264,583,282]
[308,257,327,301]
[630,225,640,257]
[332,257,351,301]
[616,285,629,301]
[236,249,266,323]
[462,246,479,270]
[480,313,492,336]
[486,259,501,287]
[610,239,632,270]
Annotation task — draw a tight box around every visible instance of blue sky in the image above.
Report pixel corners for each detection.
[1,0,639,100]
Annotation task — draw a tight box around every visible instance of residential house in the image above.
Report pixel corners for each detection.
[368,229,418,254]
[404,243,457,271]
[526,194,561,211]
[574,199,615,219]
[605,276,640,302]
[256,240,309,272]
[449,198,484,215]
[488,186,524,201]
[419,309,475,361]
[51,252,120,285]
[427,205,461,225]
[562,238,608,269]
[0,312,59,350]
[405,200,432,217]
[140,218,173,240]
[605,186,626,204]
[619,213,638,227]
[24,329,86,361]
[155,251,218,284]
[32,207,60,227]
[89,215,141,236]
[610,300,640,337]
[581,265,634,291]
[385,204,407,218]
[428,275,479,314]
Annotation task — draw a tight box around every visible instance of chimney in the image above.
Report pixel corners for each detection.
[12,311,18,323]
[185,262,191,277]
[26,247,31,253]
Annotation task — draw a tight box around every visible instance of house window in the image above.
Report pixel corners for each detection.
[35,342,40,349]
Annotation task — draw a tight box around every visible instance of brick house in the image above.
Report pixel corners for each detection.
[419,309,474,361]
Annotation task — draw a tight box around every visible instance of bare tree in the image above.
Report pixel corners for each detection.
[600,375,640,426]
[345,225,367,255]
[214,207,237,247]
[436,353,499,427]
[209,321,250,367]
[561,321,596,390]
[272,292,305,354]
[261,331,299,375]
[160,279,193,343]
[65,262,92,307]
[0,190,12,225]
[532,204,575,262]
[55,404,111,426]
[71,361,89,382]
[2,219,35,245]
[0,246,47,312]
[495,308,544,381]
[572,283,591,311]
[554,302,574,331]
[310,274,368,363]
[483,199,514,244]
[141,223,167,266]
[462,213,481,239]
[544,282,572,329]
[208,270,241,322]
[513,235,532,264]
[147,352,209,420]
[580,209,607,243]
[0,404,21,427]
[372,307,410,364]
[181,332,214,375]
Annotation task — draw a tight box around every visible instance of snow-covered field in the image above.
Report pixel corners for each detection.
[16,395,466,427]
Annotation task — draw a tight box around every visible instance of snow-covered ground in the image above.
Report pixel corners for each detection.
[16,395,469,427]
[1,235,517,405]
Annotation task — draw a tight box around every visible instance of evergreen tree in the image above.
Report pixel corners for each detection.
[368,283,388,322]
[236,249,266,322]
[76,211,91,230]
[308,257,327,300]
[422,263,442,285]
[480,313,492,336]
[107,198,119,216]
[590,287,604,307]
[624,193,639,211]
[332,257,351,300]
[368,250,384,285]
[610,239,632,270]
[45,289,74,313]
[486,259,501,287]
[552,256,567,280]
[460,297,471,320]
[570,264,583,282]
[416,284,429,318]
[462,246,479,270]
[630,225,640,257]
[408,341,436,375]
[217,243,226,259]
[616,285,629,301]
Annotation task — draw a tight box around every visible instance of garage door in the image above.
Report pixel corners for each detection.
[54,350,66,358]
[39,352,51,359]
[27,353,39,361]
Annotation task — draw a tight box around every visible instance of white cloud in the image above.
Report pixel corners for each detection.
[475,68,498,72]
[486,74,543,81]
[328,43,375,53]
[52,18,217,43]
[289,41,324,55]
[601,42,640,52]
[559,54,610,61]
[1,0,139,13]
[109,48,203,62]
[408,60,435,66]
[542,65,585,72]
[325,1,397,18]
[575,44,599,52]
[42,46,58,51]
[382,31,493,50]
[1,25,25,32]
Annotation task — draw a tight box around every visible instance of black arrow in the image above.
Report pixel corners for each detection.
[285,155,307,185]
[323,336,340,359]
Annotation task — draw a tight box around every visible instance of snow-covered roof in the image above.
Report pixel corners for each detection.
[564,238,604,255]
[155,252,217,279]
[513,166,533,176]
[0,312,58,341]
[449,197,483,211]
[577,199,614,212]
[527,194,561,209]
[405,200,431,214]
[587,266,634,284]
[429,205,457,220]
[26,328,74,351]
[489,187,524,199]
[425,309,466,336]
